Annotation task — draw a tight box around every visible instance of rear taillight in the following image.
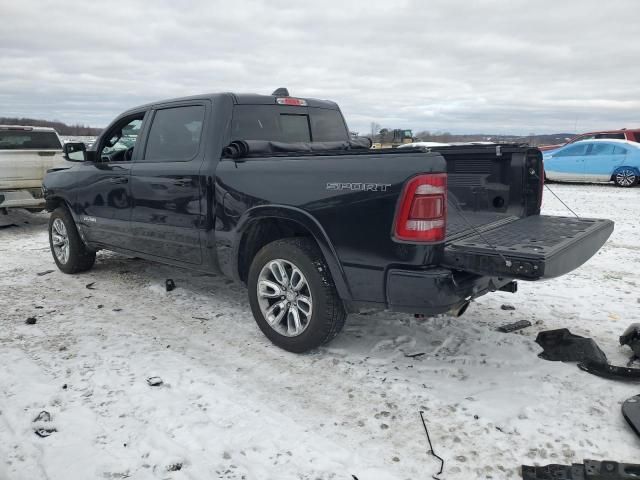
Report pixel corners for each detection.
[538,165,544,211]
[393,173,447,242]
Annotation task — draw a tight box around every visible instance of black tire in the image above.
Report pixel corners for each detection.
[48,206,96,274]
[613,168,639,188]
[248,237,346,353]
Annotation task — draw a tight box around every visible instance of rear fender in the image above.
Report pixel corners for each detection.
[611,165,640,181]
[233,205,352,301]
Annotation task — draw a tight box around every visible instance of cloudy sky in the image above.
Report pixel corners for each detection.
[1,0,639,134]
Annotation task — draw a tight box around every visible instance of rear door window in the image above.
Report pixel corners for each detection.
[613,146,628,155]
[0,130,61,149]
[588,143,615,156]
[144,105,205,161]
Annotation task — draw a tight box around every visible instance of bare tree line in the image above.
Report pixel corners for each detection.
[0,117,102,136]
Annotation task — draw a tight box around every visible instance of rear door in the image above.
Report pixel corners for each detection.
[583,142,626,181]
[129,102,208,264]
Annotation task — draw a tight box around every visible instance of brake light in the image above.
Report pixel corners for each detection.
[393,173,447,242]
[538,166,544,211]
[276,97,307,106]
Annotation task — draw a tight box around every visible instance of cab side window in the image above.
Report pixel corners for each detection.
[143,106,205,162]
[100,116,145,162]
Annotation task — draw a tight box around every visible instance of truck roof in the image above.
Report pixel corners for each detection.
[121,92,340,115]
[0,125,58,133]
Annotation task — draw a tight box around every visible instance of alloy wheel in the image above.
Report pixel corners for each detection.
[256,259,313,337]
[51,218,70,264]
[616,169,637,187]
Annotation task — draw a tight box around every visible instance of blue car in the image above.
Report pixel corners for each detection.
[543,139,640,187]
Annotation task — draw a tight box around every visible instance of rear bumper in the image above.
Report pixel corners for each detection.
[385,267,511,315]
[0,189,45,208]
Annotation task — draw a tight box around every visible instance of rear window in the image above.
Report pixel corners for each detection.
[594,133,625,140]
[0,130,62,149]
[232,105,348,143]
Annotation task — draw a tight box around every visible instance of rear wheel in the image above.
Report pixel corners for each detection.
[613,168,638,187]
[248,237,346,353]
[48,207,96,274]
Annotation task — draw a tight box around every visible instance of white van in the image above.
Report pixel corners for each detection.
[0,125,68,210]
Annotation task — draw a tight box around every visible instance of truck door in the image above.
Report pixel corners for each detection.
[76,113,146,246]
[129,103,207,264]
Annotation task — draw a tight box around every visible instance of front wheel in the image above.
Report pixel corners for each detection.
[613,168,639,187]
[48,207,96,274]
[248,237,346,353]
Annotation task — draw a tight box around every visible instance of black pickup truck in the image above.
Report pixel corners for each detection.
[43,90,613,352]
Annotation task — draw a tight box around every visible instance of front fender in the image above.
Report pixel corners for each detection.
[232,204,352,301]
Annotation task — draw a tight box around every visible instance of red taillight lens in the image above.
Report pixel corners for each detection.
[394,173,447,242]
[276,97,307,106]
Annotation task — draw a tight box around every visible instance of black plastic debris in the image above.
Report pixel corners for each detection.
[536,329,608,364]
[165,279,176,292]
[35,428,57,438]
[405,352,426,358]
[167,463,183,472]
[37,270,54,276]
[579,362,640,382]
[620,324,640,358]
[522,459,640,479]
[501,304,516,311]
[622,395,640,439]
[536,329,640,382]
[0,223,18,229]
[497,320,532,333]
[146,376,163,387]
[85,282,96,290]
[34,411,51,422]
[25,317,37,325]
[33,411,56,438]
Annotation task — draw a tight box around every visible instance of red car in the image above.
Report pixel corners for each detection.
[539,128,640,151]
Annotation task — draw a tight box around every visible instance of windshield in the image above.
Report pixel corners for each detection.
[0,130,62,149]
[231,105,348,143]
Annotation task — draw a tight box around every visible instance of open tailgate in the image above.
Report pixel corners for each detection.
[442,215,613,280]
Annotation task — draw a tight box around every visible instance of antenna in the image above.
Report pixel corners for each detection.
[271,88,290,96]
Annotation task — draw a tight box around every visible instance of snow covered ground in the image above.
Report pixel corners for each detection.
[1,184,639,480]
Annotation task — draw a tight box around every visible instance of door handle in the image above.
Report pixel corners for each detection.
[173,178,193,187]
[109,176,129,184]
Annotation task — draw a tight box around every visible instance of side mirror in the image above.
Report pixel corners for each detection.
[63,142,87,162]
